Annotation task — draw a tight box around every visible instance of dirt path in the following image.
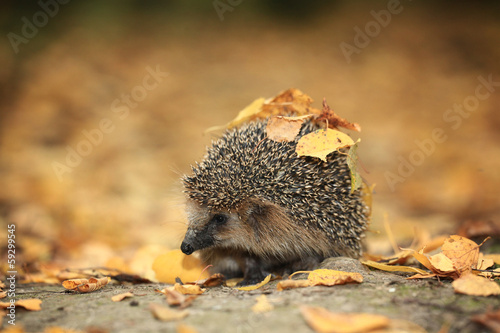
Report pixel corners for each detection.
[12,261,498,333]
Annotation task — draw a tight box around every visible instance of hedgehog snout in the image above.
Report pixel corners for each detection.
[181,241,194,255]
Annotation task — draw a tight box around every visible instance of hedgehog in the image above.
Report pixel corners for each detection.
[180,118,369,285]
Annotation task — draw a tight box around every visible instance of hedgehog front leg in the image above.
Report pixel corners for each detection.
[238,256,271,286]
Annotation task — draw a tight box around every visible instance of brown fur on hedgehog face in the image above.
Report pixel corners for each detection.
[181,197,341,279]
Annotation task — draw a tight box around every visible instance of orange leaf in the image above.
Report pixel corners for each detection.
[149,303,189,322]
[300,305,390,333]
[152,250,210,284]
[441,235,480,275]
[276,279,310,291]
[111,292,134,302]
[173,283,204,295]
[0,299,42,311]
[308,269,363,286]
[452,274,500,296]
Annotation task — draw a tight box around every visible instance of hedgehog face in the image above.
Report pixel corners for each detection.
[181,200,252,255]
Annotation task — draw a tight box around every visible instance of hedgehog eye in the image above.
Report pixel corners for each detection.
[211,214,227,225]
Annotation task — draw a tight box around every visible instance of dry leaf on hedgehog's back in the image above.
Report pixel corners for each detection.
[296,129,358,162]
[266,115,312,143]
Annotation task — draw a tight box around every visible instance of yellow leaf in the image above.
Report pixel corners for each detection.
[441,235,480,275]
[251,295,274,313]
[173,283,205,295]
[276,279,310,291]
[296,129,358,162]
[149,303,189,321]
[428,253,455,274]
[361,260,429,275]
[484,254,500,264]
[346,143,362,193]
[152,250,210,284]
[111,292,134,302]
[236,274,272,291]
[452,274,500,296]
[308,269,363,286]
[206,97,266,132]
[300,305,390,333]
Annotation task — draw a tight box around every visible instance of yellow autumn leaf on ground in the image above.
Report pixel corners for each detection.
[296,129,358,162]
[149,303,189,322]
[236,274,272,291]
[307,269,363,286]
[111,292,134,302]
[441,235,480,274]
[0,299,42,311]
[361,260,429,275]
[177,323,199,333]
[173,283,205,295]
[452,274,500,296]
[428,253,456,275]
[44,327,85,333]
[276,279,310,291]
[484,254,500,264]
[152,250,210,284]
[62,277,110,292]
[266,115,312,142]
[252,295,274,313]
[300,306,390,333]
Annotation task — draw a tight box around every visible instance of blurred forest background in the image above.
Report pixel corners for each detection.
[0,0,499,280]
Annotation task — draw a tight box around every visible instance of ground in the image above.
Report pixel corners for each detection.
[13,260,499,333]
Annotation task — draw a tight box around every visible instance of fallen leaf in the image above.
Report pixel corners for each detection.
[428,253,456,275]
[236,274,272,291]
[476,253,494,270]
[173,283,205,295]
[472,309,500,332]
[307,269,363,286]
[296,129,358,162]
[300,305,390,333]
[0,299,42,311]
[276,279,310,291]
[441,235,480,275]
[483,254,500,265]
[266,115,312,143]
[0,291,6,299]
[193,273,225,287]
[452,274,500,296]
[252,295,274,313]
[152,250,210,284]
[177,323,199,333]
[361,260,429,275]
[44,327,86,333]
[149,303,189,321]
[111,292,134,302]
